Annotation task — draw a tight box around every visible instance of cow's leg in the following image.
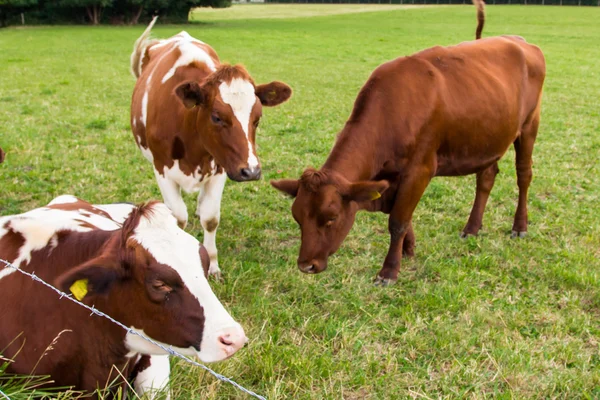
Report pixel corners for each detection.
[133,355,171,400]
[512,114,540,238]
[376,165,433,286]
[461,162,500,237]
[196,172,227,277]
[402,221,415,257]
[153,169,188,228]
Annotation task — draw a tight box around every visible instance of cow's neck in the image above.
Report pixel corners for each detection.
[322,119,389,183]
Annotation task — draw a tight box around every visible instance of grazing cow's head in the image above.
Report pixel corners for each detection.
[271,169,388,274]
[174,64,292,182]
[56,202,246,363]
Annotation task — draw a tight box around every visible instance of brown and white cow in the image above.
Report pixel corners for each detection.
[130,18,292,277]
[0,195,247,398]
[272,31,546,285]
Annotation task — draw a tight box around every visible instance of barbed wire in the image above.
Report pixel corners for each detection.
[0,259,266,400]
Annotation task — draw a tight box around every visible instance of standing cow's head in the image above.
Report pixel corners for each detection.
[174,64,292,182]
[271,169,388,274]
[57,202,247,363]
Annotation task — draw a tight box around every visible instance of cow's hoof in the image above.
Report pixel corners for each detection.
[460,231,478,239]
[511,230,527,239]
[209,265,223,281]
[374,276,396,287]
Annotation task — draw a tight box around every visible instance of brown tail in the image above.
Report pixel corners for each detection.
[472,0,485,39]
[130,16,159,79]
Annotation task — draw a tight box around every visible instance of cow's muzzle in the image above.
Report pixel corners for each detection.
[228,166,261,182]
[298,259,327,274]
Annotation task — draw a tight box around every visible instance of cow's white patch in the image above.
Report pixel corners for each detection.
[136,135,154,163]
[129,203,246,363]
[133,355,171,400]
[47,195,79,205]
[163,160,206,193]
[162,40,216,84]
[219,79,258,168]
[0,200,121,279]
[153,168,188,227]
[132,118,137,130]
[93,203,136,224]
[196,172,227,276]
[141,91,149,128]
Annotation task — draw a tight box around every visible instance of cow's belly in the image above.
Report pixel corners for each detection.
[434,130,518,177]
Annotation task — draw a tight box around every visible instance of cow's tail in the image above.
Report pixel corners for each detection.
[130,15,159,79]
[472,0,485,39]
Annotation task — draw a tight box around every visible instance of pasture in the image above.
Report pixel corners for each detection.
[1,4,600,399]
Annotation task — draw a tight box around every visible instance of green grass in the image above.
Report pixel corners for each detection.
[1,4,600,399]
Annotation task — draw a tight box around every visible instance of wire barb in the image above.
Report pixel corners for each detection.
[0,259,266,400]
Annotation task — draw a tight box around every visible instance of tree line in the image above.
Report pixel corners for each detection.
[0,0,232,27]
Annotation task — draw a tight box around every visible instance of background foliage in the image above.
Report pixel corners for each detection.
[0,4,599,399]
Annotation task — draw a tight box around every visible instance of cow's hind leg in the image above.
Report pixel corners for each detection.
[461,162,499,237]
[403,221,415,257]
[196,172,227,277]
[154,169,188,228]
[512,114,540,238]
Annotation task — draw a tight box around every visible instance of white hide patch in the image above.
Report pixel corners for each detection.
[0,200,122,280]
[162,160,207,194]
[136,135,154,163]
[162,40,216,84]
[93,203,135,224]
[129,203,244,363]
[141,91,149,128]
[133,355,171,400]
[219,79,258,168]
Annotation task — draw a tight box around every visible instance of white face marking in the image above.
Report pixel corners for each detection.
[133,355,171,400]
[0,198,122,280]
[218,79,258,168]
[162,40,216,84]
[127,203,246,362]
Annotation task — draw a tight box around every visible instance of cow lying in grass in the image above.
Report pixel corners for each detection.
[272,24,546,285]
[0,195,246,398]
[130,17,292,278]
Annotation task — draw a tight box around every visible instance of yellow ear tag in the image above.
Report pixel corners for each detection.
[70,279,89,301]
[370,191,382,200]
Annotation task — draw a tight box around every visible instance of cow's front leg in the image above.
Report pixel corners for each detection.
[376,165,432,286]
[154,169,188,228]
[133,355,171,400]
[196,172,227,277]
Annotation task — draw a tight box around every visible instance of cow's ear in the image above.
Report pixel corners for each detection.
[256,81,292,107]
[343,180,389,203]
[271,179,299,198]
[175,81,206,109]
[56,257,123,300]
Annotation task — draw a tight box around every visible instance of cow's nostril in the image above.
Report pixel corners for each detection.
[219,334,234,346]
[240,168,251,179]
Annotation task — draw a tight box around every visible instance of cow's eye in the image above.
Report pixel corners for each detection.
[211,113,222,125]
[152,280,173,293]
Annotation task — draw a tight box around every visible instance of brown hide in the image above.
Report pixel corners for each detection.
[0,147,5,163]
[272,36,546,284]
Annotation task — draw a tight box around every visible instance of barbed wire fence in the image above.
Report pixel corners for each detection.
[0,259,267,400]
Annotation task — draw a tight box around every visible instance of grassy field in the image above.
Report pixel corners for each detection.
[1,4,600,399]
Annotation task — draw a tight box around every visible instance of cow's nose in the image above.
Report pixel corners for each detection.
[239,167,261,181]
[216,326,247,358]
[298,260,319,274]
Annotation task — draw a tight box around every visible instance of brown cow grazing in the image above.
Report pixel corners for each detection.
[272,33,546,285]
[130,17,292,278]
[0,195,247,398]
